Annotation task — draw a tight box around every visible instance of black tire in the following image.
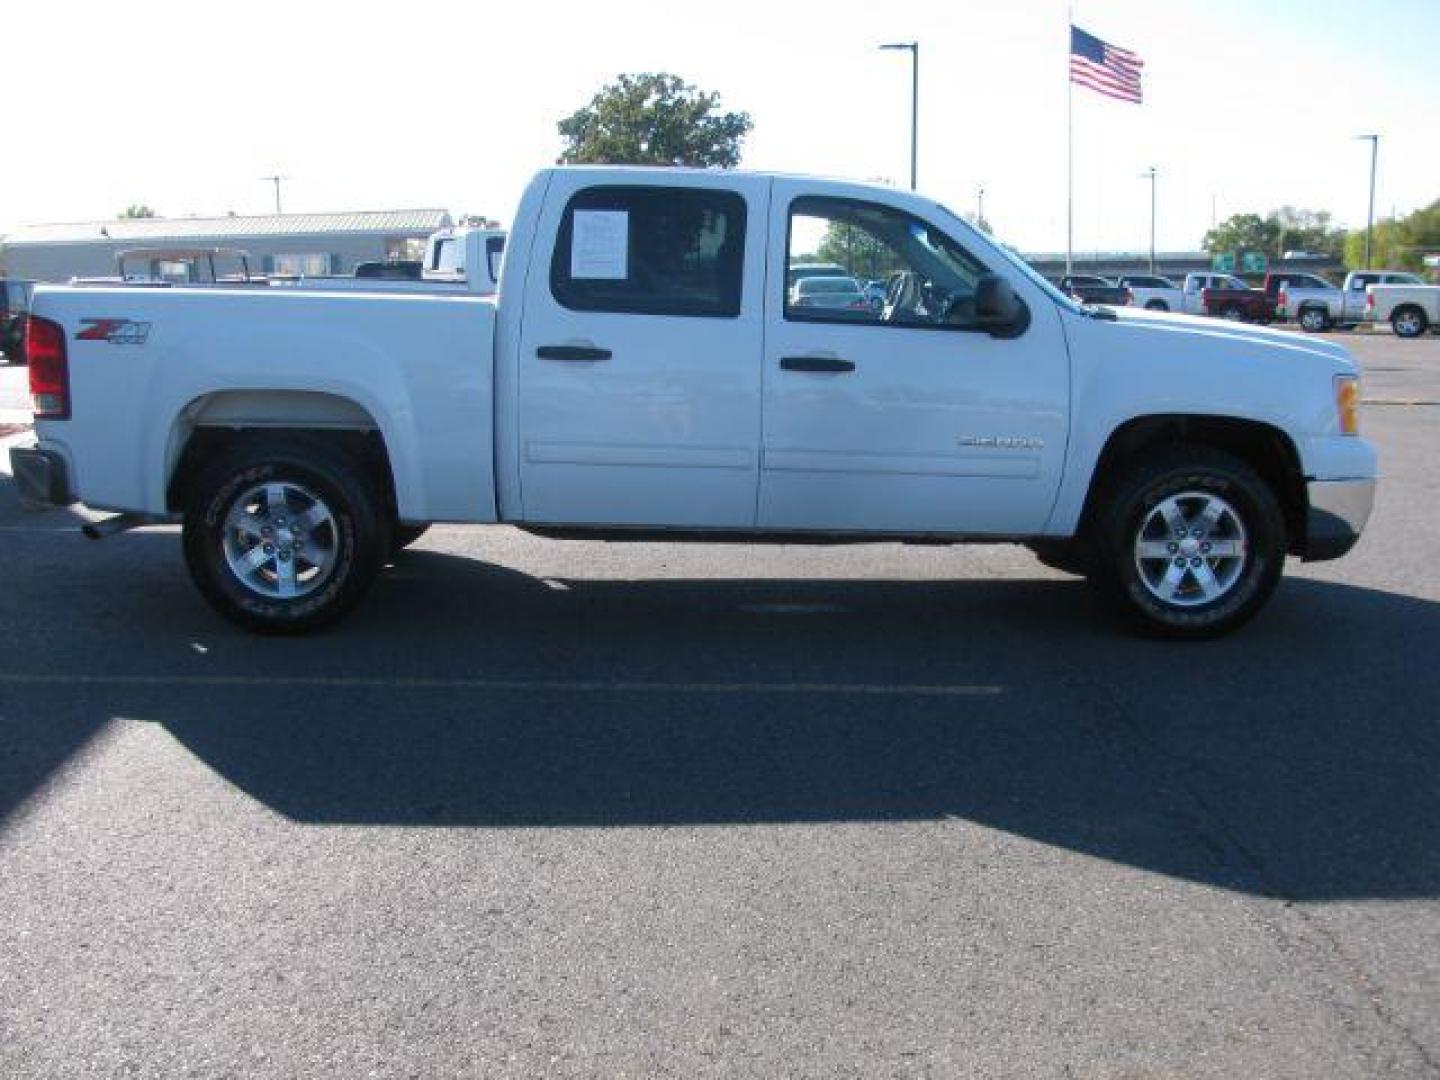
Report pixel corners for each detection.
[1298,306,1330,333]
[1089,445,1285,639]
[1145,300,1169,312]
[1221,303,1244,321]
[391,523,430,553]
[1392,305,1428,339]
[182,437,390,634]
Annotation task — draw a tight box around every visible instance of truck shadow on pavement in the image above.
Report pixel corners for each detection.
[3,540,1439,903]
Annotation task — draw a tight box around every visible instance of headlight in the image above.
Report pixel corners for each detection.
[1335,375,1360,435]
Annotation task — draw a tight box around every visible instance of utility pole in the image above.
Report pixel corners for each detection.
[261,175,286,215]
[976,186,985,229]
[880,42,919,190]
[1355,135,1378,269]
[1141,166,1157,274]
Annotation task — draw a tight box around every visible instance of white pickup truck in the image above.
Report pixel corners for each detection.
[1365,280,1440,338]
[1276,270,1426,333]
[278,226,507,295]
[10,166,1376,638]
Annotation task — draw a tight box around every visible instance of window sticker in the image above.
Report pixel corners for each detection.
[571,210,629,279]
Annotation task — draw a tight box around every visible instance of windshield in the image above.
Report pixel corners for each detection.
[929,205,1079,312]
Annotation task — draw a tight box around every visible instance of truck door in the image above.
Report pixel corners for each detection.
[757,183,1069,535]
[515,175,768,527]
[1183,275,1207,315]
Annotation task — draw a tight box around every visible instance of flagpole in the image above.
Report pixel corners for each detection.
[1066,8,1074,276]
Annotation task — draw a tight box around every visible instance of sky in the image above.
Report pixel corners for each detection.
[2,0,1436,255]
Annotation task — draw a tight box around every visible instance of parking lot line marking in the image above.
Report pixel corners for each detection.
[1362,397,1439,406]
[0,672,1001,697]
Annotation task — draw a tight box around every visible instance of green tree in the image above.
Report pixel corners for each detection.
[1204,208,1347,262]
[1203,213,1279,261]
[557,73,752,168]
[119,204,157,219]
[1344,199,1440,272]
[816,221,905,282]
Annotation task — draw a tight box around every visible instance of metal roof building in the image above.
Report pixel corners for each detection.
[1,209,453,282]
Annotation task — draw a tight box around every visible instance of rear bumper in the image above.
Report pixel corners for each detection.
[8,444,74,506]
[1303,477,1374,561]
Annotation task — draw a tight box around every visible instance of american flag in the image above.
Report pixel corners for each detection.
[1070,25,1143,104]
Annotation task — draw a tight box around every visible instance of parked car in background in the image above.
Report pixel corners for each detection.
[1270,272,1342,332]
[786,262,849,291]
[1198,269,1330,324]
[1117,274,1182,312]
[1056,274,1131,307]
[1275,271,1425,332]
[1181,273,1250,316]
[276,228,506,296]
[2,279,34,364]
[788,275,872,313]
[1366,281,1440,338]
[70,247,263,287]
[1199,276,1277,323]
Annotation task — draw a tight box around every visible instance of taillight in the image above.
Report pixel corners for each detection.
[1277,288,1288,316]
[1123,288,1133,306]
[1366,292,1375,311]
[26,315,70,420]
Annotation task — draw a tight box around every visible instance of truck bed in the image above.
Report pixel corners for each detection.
[26,284,500,523]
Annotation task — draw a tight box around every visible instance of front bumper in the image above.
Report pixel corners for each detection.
[1304,477,1374,561]
[9,444,74,507]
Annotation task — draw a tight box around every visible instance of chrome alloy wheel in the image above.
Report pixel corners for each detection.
[1133,491,1249,607]
[221,481,338,600]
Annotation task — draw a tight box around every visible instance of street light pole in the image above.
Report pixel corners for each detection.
[880,42,919,190]
[977,186,985,229]
[1141,166,1157,274]
[261,175,286,215]
[1355,134,1378,269]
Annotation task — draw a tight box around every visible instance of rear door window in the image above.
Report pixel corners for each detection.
[550,186,746,318]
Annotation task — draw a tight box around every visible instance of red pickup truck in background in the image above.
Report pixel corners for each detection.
[1201,272,1331,324]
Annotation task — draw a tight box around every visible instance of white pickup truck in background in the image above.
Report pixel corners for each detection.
[1276,270,1426,332]
[11,166,1375,639]
[1116,274,1183,312]
[279,226,506,296]
[1365,280,1440,338]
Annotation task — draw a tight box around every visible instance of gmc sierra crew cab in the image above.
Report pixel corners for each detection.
[10,167,1376,638]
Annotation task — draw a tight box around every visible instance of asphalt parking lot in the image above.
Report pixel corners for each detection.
[1,330,1438,1078]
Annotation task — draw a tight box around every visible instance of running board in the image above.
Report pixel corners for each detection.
[81,513,170,540]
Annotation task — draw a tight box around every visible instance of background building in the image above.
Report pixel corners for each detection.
[0,209,452,282]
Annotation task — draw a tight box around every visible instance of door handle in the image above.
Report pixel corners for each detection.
[537,344,612,362]
[780,355,855,373]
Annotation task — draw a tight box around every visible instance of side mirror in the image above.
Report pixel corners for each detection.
[972,273,1029,338]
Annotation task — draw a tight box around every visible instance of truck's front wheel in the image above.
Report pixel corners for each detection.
[183,438,390,633]
[1090,446,1285,638]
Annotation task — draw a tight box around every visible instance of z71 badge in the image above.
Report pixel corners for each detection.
[76,318,152,345]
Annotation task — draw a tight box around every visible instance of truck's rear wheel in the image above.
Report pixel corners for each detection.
[1298,306,1330,332]
[1144,300,1169,312]
[1392,305,1428,339]
[1090,446,1285,638]
[183,438,390,633]
[1220,303,1244,321]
